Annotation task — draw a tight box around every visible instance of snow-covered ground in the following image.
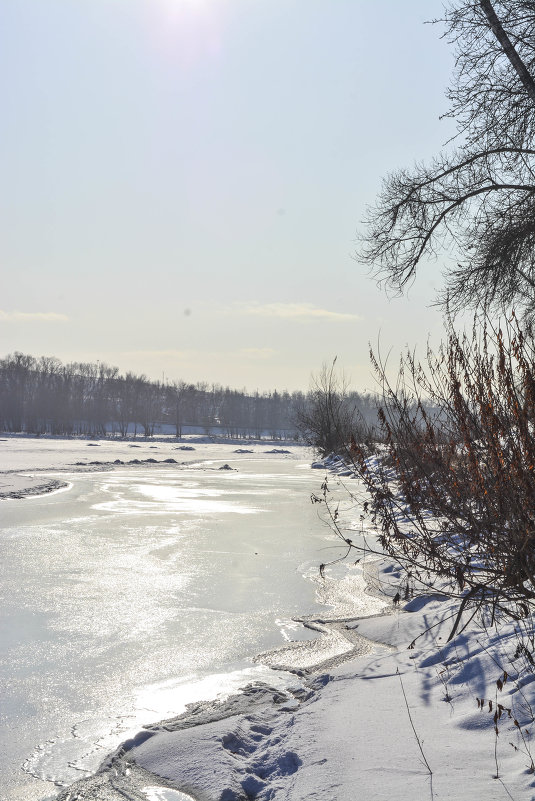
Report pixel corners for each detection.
[3,437,535,800]
[54,571,535,801]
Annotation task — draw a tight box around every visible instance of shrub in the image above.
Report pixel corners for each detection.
[336,315,535,640]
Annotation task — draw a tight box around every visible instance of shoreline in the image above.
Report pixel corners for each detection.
[5,439,535,799]
[0,474,71,500]
[1,440,376,801]
[48,566,535,798]
[6,445,394,800]
[51,565,395,801]
[53,580,535,801]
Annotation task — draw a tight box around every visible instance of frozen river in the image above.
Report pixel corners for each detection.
[0,440,375,801]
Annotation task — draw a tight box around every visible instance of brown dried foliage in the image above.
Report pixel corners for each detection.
[352,314,535,637]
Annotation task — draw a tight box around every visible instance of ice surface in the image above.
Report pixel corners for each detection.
[143,788,195,801]
[1,440,360,801]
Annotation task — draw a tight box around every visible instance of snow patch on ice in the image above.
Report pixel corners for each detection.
[143,788,196,801]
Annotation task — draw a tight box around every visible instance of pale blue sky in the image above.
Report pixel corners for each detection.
[2,0,455,391]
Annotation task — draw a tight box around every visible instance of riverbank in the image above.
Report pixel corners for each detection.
[3,437,535,800]
[55,554,535,800]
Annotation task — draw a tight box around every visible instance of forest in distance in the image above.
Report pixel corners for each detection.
[0,350,380,441]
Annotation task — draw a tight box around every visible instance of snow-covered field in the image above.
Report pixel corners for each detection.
[2,436,535,801]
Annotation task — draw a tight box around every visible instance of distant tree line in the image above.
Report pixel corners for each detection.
[0,351,379,440]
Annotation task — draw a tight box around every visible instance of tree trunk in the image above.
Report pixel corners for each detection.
[480,0,535,105]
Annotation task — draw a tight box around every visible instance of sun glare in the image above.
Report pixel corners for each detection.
[160,0,208,18]
[150,0,223,68]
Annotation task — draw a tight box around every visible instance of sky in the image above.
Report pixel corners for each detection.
[1,0,456,393]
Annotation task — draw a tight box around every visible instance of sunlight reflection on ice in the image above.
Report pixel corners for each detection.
[95,479,261,515]
[24,667,302,789]
[3,453,345,800]
[134,665,300,724]
[143,788,195,801]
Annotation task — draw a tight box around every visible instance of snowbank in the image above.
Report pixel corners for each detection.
[0,472,69,499]
[55,554,535,801]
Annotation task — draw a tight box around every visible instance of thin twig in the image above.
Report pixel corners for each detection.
[397,667,433,775]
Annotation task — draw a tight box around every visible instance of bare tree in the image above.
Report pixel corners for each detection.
[313,315,535,641]
[295,362,365,456]
[0,351,325,439]
[359,1,535,318]
[167,380,190,438]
